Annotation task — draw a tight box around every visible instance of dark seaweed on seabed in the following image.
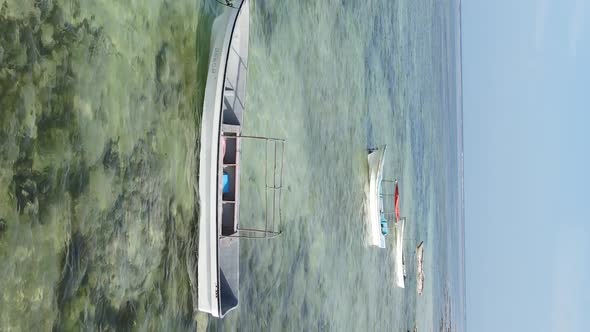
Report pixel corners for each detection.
[1,2,97,222]
[0,1,200,329]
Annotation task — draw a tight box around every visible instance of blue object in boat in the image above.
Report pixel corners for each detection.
[380,215,388,235]
[223,172,230,193]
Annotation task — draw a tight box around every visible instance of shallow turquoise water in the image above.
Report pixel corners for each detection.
[0,0,463,330]
[214,0,464,330]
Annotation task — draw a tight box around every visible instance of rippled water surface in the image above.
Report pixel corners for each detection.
[0,0,463,330]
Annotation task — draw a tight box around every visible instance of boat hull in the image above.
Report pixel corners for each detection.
[416,241,424,295]
[367,146,387,248]
[394,218,406,288]
[197,0,249,318]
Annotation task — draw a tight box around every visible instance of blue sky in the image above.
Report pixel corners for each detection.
[463,0,590,331]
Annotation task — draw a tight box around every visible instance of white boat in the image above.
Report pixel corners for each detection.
[197,0,284,318]
[416,241,424,295]
[367,146,388,248]
[393,217,406,288]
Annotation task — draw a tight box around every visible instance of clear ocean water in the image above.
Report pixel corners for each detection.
[0,0,464,331]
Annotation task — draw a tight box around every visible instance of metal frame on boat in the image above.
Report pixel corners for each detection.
[196,0,284,318]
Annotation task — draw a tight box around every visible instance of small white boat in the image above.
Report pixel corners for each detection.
[416,241,425,295]
[382,178,406,289]
[197,0,284,318]
[367,146,388,248]
[393,217,406,288]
